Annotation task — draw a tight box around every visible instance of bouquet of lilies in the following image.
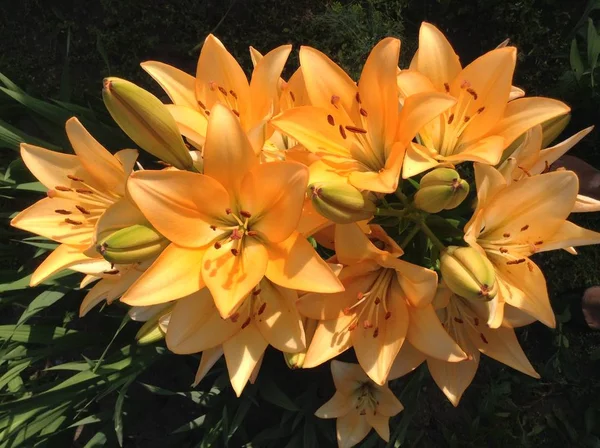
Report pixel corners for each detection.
[11,22,600,447]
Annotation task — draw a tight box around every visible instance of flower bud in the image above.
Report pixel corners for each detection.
[440,246,497,302]
[102,77,194,170]
[284,318,317,369]
[309,181,375,224]
[98,223,169,264]
[135,322,165,345]
[414,168,469,213]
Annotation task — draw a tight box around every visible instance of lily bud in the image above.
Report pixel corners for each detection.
[414,168,469,213]
[284,318,317,369]
[136,321,165,345]
[309,181,376,224]
[98,223,169,264]
[102,77,194,170]
[440,246,497,302]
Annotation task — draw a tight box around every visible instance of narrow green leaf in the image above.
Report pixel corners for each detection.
[571,39,585,81]
[114,377,135,446]
[83,431,108,447]
[172,414,206,434]
[259,378,299,412]
[587,18,600,71]
[0,118,60,151]
[17,289,66,325]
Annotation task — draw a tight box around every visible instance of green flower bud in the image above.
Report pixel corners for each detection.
[309,181,376,224]
[136,322,165,345]
[102,77,194,170]
[440,246,497,302]
[284,351,306,370]
[414,168,469,213]
[98,224,169,264]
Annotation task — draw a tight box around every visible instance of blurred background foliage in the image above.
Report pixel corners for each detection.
[1,0,600,447]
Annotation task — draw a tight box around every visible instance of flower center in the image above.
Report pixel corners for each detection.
[210,208,258,256]
[341,268,394,338]
[354,381,379,416]
[228,286,267,329]
[444,298,489,353]
[199,82,240,119]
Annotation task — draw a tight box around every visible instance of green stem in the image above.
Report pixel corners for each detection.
[400,225,421,249]
[417,218,446,250]
[375,208,405,217]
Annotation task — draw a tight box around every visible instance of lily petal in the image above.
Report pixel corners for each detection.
[441,135,505,165]
[336,411,372,448]
[315,391,354,418]
[94,197,147,243]
[537,221,600,252]
[402,143,440,178]
[428,352,480,407]
[222,325,268,397]
[30,243,104,286]
[366,413,391,442]
[335,223,388,265]
[193,346,224,386]
[265,231,343,293]
[303,316,353,368]
[388,341,425,380]
[416,22,462,92]
[141,61,198,109]
[121,244,206,306]
[396,70,436,97]
[166,105,208,149]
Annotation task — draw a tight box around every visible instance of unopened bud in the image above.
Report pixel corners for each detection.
[309,181,375,224]
[98,223,169,264]
[284,318,317,369]
[136,322,165,345]
[414,168,469,213]
[102,77,194,170]
[440,246,497,302]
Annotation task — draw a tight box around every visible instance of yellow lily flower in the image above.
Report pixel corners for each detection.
[11,117,144,286]
[165,278,304,396]
[397,22,571,177]
[140,35,291,155]
[464,164,600,328]
[497,124,599,212]
[390,285,538,406]
[297,223,466,385]
[271,37,456,194]
[122,104,343,318]
[192,345,263,389]
[315,361,403,448]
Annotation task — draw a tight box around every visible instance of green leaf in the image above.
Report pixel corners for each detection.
[0,325,76,343]
[259,377,299,412]
[0,118,61,151]
[172,414,206,434]
[114,377,135,446]
[17,289,67,325]
[84,430,108,447]
[571,39,585,81]
[587,18,600,71]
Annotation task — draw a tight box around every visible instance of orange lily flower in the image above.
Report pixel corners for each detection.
[497,124,599,212]
[11,117,143,285]
[165,278,304,396]
[297,223,466,385]
[397,22,570,177]
[464,164,600,328]
[315,361,403,448]
[271,37,456,194]
[122,104,343,318]
[390,285,539,406]
[140,35,291,155]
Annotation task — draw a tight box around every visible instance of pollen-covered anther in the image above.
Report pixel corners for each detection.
[232,109,240,117]
[209,81,218,91]
[363,320,373,329]
[330,95,340,107]
[67,174,84,182]
[55,186,72,192]
[76,205,90,215]
[76,188,93,194]
[447,114,455,125]
[252,289,261,296]
[197,100,206,110]
[506,258,526,265]
[480,333,489,344]
[534,240,543,245]
[374,297,381,305]
[503,232,511,238]
[454,317,464,324]
[229,89,238,99]
[359,108,368,117]
[230,312,240,323]
[499,247,508,253]
[464,116,471,123]
[54,209,72,215]
[225,208,232,215]
[230,248,239,256]
[289,91,296,102]
[342,307,352,316]
[348,321,358,331]
[521,224,529,231]
[372,327,379,338]
[339,125,347,139]
[240,210,252,218]
[214,241,222,249]
[218,86,228,96]
[477,106,486,114]
[257,302,267,315]
[241,317,252,329]
[210,225,217,231]
[473,317,479,326]
[466,88,478,100]
[345,125,367,134]
[327,114,335,126]
[64,218,83,225]
[384,311,392,320]
[355,92,361,103]
[527,261,534,272]
[443,82,450,93]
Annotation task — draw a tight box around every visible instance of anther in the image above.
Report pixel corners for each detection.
[241,317,252,329]
[372,327,379,338]
[232,109,240,117]
[76,189,93,194]
[464,116,471,123]
[257,303,267,315]
[480,333,489,344]
[214,242,222,249]
[330,95,340,107]
[104,269,120,275]
[359,108,368,117]
[289,91,295,102]
[247,230,258,237]
[65,218,83,225]
[231,248,239,256]
[345,125,367,134]
[343,307,352,316]
[218,86,228,96]
[205,110,211,116]
[384,311,392,320]
[230,312,240,323]
[210,225,217,231]
[327,114,335,126]
[374,297,381,305]
[473,317,479,326]
[477,106,486,114]
[527,262,534,272]
[506,258,526,265]
[197,100,206,110]
[521,225,529,231]
[534,240,543,245]
[55,186,72,192]
[54,209,71,215]
[454,317,464,324]
[447,114,454,125]
[339,125,347,139]
[444,82,450,93]
[76,205,90,215]
[355,92,361,103]
[225,208,232,214]
[460,80,471,89]
[348,321,358,331]
[209,81,217,91]
[240,210,252,218]
[67,174,84,182]
[252,289,262,296]
[229,90,238,99]
[466,88,478,100]
[363,320,373,329]
[359,410,366,416]
[499,247,508,253]
[503,232,511,238]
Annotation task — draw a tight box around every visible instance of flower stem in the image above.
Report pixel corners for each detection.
[375,208,405,217]
[417,218,446,250]
[400,225,421,249]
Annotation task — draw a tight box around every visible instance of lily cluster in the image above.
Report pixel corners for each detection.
[12,23,600,447]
